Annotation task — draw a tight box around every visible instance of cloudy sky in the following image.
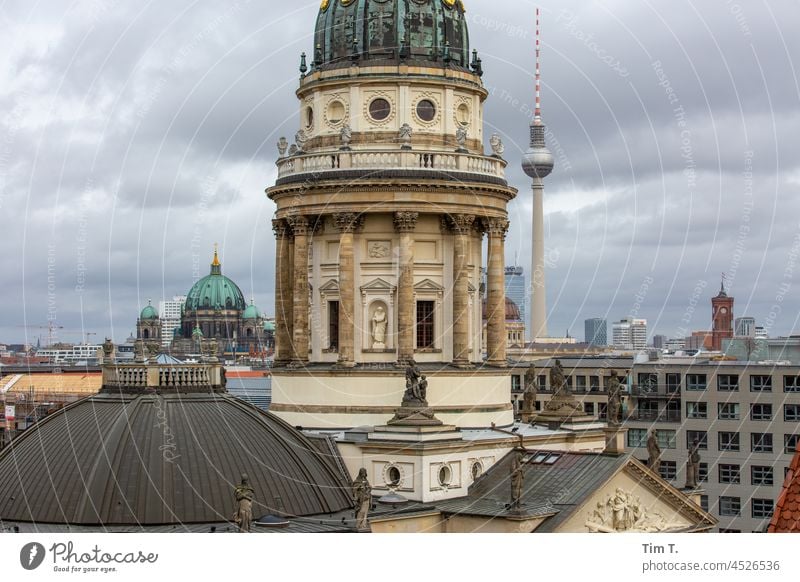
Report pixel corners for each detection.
[1,0,798,346]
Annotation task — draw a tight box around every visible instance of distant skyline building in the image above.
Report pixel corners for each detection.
[505,267,526,336]
[755,326,769,340]
[612,318,648,350]
[653,335,667,350]
[735,317,756,338]
[584,318,607,347]
[159,295,187,348]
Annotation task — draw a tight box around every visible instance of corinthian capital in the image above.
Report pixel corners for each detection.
[272,218,292,240]
[394,211,419,233]
[333,212,362,234]
[287,215,309,236]
[484,217,510,239]
[449,214,476,235]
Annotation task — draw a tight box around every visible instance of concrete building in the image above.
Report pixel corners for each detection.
[504,266,526,336]
[756,326,769,339]
[585,318,607,347]
[625,358,800,532]
[159,295,186,348]
[653,335,667,350]
[612,318,647,350]
[735,317,756,338]
[711,281,734,351]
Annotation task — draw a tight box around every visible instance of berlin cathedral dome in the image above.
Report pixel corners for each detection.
[314,0,470,70]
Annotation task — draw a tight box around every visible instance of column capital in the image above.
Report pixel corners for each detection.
[483,217,510,239]
[333,212,364,234]
[287,215,310,236]
[272,218,293,240]
[449,214,476,235]
[394,211,419,233]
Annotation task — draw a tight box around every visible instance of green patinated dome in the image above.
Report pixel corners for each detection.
[140,301,159,320]
[314,0,470,70]
[243,300,261,320]
[185,250,247,312]
[263,320,276,333]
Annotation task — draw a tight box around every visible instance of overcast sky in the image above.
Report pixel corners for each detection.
[1,0,799,346]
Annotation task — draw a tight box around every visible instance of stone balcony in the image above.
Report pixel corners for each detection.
[274,148,508,187]
[101,360,224,393]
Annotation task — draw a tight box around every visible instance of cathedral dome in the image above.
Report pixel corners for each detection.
[139,301,159,320]
[0,390,354,526]
[314,0,470,71]
[185,250,247,312]
[242,300,261,320]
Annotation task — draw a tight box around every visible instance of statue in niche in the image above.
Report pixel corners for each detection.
[371,306,388,349]
[340,124,352,150]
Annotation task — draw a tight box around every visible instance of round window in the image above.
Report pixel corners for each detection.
[416,99,436,122]
[386,466,401,487]
[438,465,452,487]
[326,100,345,125]
[369,98,391,121]
[456,103,470,126]
[305,106,314,129]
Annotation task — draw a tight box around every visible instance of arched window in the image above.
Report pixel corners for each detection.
[247,328,253,338]
[143,329,150,339]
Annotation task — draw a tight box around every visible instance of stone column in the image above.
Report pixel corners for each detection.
[334,213,359,368]
[485,218,509,366]
[272,219,294,365]
[451,215,475,366]
[394,212,419,363]
[289,216,310,364]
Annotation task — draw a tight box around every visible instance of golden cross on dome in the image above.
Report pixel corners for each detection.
[212,243,220,267]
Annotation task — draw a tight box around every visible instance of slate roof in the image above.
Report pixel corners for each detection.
[0,391,353,526]
[768,441,800,533]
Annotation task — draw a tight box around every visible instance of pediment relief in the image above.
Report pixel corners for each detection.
[414,279,444,292]
[319,280,340,296]
[360,278,396,294]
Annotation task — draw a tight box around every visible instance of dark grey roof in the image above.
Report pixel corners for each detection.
[0,391,353,526]
[443,449,628,529]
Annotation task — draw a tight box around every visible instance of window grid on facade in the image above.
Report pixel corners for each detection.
[786,434,800,454]
[657,430,677,449]
[416,301,435,349]
[719,496,741,517]
[666,373,681,393]
[718,402,740,420]
[686,374,707,391]
[785,404,800,422]
[574,376,587,392]
[699,463,708,483]
[627,429,647,448]
[589,376,600,391]
[751,466,774,486]
[700,495,709,512]
[717,374,739,392]
[719,431,740,452]
[751,432,773,453]
[751,499,774,519]
[750,375,772,392]
[659,461,677,481]
[686,402,707,419]
[718,464,741,484]
[750,403,773,421]
[687,430,708,449]
[784,376,800,393]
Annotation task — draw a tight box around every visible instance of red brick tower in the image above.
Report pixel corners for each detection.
[711,277,734,351]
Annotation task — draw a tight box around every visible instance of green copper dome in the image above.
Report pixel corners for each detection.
[243,300,261,320]
[140,301,159,320]
[185,250,247,312]
[313,0,470,71]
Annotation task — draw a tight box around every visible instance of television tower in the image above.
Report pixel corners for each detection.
[521,7,555,340]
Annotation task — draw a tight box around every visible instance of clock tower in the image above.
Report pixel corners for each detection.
[711,277,734,351]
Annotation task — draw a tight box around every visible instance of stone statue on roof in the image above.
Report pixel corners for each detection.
[685,439,702,489]
[647,429,662,475]
[606,370,622,426]
[233,474,255,533]
[510,449,525,510]
[352,468,371,531]
[403,360,428,405]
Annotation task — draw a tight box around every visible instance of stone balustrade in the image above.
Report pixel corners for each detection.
[102,363,222,391]
[276,149,506,180]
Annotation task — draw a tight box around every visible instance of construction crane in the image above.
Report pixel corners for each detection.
[16,323,65,347]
